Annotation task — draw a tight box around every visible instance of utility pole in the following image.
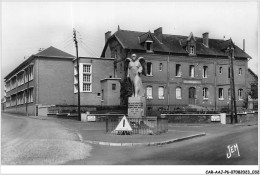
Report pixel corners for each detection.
[228,41,238,123]
[73,28,81,121]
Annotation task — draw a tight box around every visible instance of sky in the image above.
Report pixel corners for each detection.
[1,1,259,98]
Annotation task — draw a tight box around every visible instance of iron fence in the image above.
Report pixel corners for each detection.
[106,116,168,135]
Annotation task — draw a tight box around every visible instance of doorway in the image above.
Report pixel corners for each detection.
[189,87,196,105]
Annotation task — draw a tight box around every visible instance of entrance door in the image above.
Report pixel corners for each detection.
[189,87,196,105]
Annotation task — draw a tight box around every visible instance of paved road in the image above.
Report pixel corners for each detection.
[1,113,92,165]
[2,113,257,165]
[66,125,258,165]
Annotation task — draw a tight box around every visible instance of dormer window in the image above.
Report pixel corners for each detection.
[145,41,153,52]
[139,31,154,53]
[190,46,195,54]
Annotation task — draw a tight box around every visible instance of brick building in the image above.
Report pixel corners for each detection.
[247,68,258,110]
[101,27,252,111]
[3,46,120,115]
[4,47,75,115]
[73,57,120,106]
[3,27,254,115]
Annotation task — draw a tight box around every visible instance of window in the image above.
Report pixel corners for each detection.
[83,74,91,82]
[17,92,24,105]
[190,46,195,54]
[218,88,224,100]
[219,67,222,74]
[146,86,153,99]
[176,64,181,77]
[112,84,116,90]
[228,88,231,100]
[24,70,28,83]
[202,66,208,78]
[28,66,34,81]
[203,87,209,99]
[239,68,242,75]
[228,67,230,78]
[97,93,101,97]
[25,88,33,103]
[158,87,164,99]
[238,89,243,100]
[83,83,91,92]
[114,50,117,59]
[159,63,163,71]
[82,64,92,92]
[146,41,152,51]
[147,62,153,76]
[83,65,91,73]
[189,65,195,77]
[176,87,182,99]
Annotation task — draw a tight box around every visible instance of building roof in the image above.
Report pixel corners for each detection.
[4,46,75,80]
[248,68,258,80]
[34,46,75,58]
[101,29,251,59]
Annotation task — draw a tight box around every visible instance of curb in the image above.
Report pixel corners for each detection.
[82,132,206,147]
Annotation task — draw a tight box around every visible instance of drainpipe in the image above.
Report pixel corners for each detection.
[214,61,217,111]
[167,53,170,110]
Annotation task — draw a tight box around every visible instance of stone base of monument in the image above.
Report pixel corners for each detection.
[128,97,146,118]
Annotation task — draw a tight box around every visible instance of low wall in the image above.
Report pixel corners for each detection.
[226,112,258,124]
[161,114,218,123]
[48,105,127,114]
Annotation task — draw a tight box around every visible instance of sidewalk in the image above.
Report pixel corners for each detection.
[52,118,206,147]
[3,113,257,147]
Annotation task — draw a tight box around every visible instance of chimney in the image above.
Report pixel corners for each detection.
[243,39,245,51]
[154,27,163,43]
[105,31,111,42]
[202,32,209,47]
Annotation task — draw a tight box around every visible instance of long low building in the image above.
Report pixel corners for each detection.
[3,27,256,115]
[3,46,119,115]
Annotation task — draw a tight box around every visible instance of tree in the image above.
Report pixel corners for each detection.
[120,78,133,106]
[249,84,258,99]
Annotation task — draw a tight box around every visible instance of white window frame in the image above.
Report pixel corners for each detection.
[238,89,243,100]
[158,86,164,99]
[219,67,222,74]
[202,66,208,78]
[176,87,182,99]
[238,68,242,75]
[146,86,153,99]
[159,63,163,71]
[190,46,195,54]
[81,63,92,92]
[190,65,195,78]
[218,88,224,100]
[176,64,181,77]
[203,87,209,100]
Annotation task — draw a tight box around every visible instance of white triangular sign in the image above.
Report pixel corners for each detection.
[114,116,132,132]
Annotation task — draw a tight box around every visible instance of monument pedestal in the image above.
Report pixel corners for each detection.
[128,97,146,118]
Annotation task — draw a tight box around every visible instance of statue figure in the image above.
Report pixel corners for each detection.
[125,54,146,97]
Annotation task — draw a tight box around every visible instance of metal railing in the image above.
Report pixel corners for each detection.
[106,116,168,135]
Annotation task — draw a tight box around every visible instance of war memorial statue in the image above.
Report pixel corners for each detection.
[125,53,147,118]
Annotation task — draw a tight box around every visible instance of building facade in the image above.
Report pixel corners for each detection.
[4,47,75,115]
[247,68,258,110]
[101,27,251,111]
[3,47,119,115]
[3,27,254,115]
[73,57,120,107]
